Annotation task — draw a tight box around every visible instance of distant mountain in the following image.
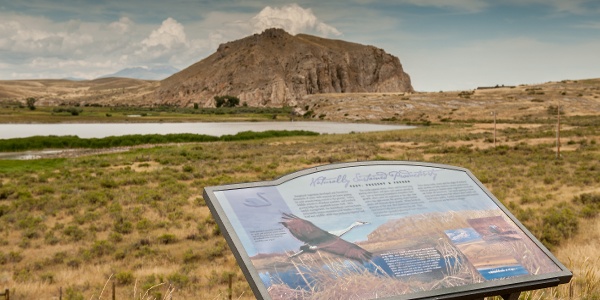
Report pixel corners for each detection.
[62,77,87,81]
[158,28,413,108]
[99,66,179,80]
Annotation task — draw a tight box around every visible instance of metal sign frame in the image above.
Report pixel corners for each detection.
[203,161,572,300]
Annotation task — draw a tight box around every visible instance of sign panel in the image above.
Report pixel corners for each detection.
[203,161,571,300]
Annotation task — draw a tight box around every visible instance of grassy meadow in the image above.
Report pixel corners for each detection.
[0,102,295,123]
[2,78,600,299]
[0,114,599,299]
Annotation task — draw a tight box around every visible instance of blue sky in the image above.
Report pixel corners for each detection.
[1,0,599,91]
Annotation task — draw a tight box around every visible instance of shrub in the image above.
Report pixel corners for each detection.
[63,225,86,241]
[90,240,115,258]
[157,233,177,244]
[136,218,153,232]
[114,219,133,234]
[115,270,134,285]
[214,95,240,108]
[7,251,23,263]
[167,272,190,289]
[182,248,202,264]
[541,203,579,248]
[26,97,36,110]
[40,272,55,283]
[13,267,33,282]
[109,232,123,243]
[44,232,60,245]
[64,286,85,300]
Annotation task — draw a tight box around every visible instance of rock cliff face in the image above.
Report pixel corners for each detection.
[157,28,413,107]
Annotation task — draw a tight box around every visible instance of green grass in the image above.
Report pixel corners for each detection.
[0,120,598,299]
[0,130,318,151]
[0,158,66,174]
[0,105,295,123]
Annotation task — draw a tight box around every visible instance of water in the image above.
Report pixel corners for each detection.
[0,122,415,159]
[0,122,414,139]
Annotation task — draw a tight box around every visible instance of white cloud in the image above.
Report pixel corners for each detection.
[400,0,488,12]
[573,21,600,29]
[141,17,187,49]
[132,17,194,66]
[109,17,133,34]
[504,0,594,15]
[0,3,344,80]
[250,4,342,36]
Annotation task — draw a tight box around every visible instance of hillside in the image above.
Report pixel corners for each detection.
[0,78,159,107]
[1,77,599,125]
[157,28,413,107]
[298,78,600,122]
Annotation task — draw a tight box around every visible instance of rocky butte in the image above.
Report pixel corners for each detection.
[157,28,413,108]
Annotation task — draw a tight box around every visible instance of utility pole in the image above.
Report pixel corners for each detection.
[556,99,561,159]
[491,111,497,147]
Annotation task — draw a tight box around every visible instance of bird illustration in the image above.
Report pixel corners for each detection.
[243,192,272,207]
[280,213,372,262]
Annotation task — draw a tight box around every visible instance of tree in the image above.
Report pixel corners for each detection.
[26,97,37,110]
[214,95,240,108]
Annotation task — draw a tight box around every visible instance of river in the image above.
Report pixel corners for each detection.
[0,122,414,139]
[0,122,415,159]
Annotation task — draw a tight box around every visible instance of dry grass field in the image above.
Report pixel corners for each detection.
[0,78,159,107]
[0,78,599,299]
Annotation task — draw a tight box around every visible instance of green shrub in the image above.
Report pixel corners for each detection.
[115,270,134,285]
[136,218,153,232]
[167,272,190,288]
[63,225,86,242]
[109,232,123,243]
[40,272,55,283]
[100,178,118,189]
[182,248,202,264]
[13,267,33,282]
[214,95,240,108]
[90,240,115,258]
[44,232,60,245]
[157,233,177,244]
[64,286,85,300]
[541,203,579,248]
[114,249,127,260]
[7,251,22,263]
[114,220,133,234]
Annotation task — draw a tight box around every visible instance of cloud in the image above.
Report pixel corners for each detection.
[400,0,489,12]
[109,17,133,34]
[504,0,597,15]
[573,21,600,29]
[141,17,187,49]
[0,3,345,80]
[0,17,94,58]
[250,4,341,36]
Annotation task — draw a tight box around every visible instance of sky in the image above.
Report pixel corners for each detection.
[1,0,599,91]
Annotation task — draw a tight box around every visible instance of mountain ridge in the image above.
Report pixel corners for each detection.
[157,28,413,107]
[99,66,179,81]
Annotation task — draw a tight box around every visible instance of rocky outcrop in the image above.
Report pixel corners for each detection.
[157,28,413,107]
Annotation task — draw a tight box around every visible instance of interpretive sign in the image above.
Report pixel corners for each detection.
[203,161,571,300]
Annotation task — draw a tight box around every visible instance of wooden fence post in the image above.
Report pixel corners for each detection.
[228,273,233,300]
[0,289,10,300]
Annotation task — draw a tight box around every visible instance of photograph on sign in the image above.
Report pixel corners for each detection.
[207,163,566,299]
